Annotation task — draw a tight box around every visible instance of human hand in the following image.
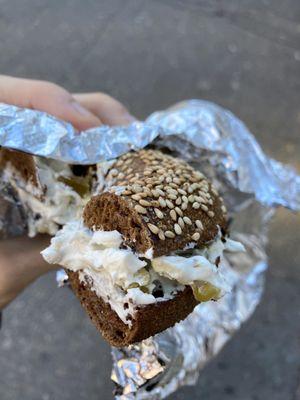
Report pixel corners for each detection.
[0,235,53,309]
[0,75,135,130]
[0,75,136,309]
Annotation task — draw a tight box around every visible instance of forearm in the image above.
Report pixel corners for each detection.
[0,235,56,309]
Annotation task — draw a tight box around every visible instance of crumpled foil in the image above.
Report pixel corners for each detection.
[0,100,299,399]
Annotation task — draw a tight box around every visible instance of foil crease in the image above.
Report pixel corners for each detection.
[0,100,299,399]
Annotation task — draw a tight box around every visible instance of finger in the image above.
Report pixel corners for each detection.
[73,92,136,126]
[0,75,102,130]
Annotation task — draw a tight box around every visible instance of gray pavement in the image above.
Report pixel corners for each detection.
[0,1,300,399]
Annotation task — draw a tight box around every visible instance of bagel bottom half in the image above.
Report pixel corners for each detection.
[67,270,198,347]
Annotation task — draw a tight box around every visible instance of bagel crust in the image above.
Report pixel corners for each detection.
[84,149,227,257]
[67,270,198,347]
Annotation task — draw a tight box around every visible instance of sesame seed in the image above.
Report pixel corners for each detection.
[110,169,118,177]
[166,199,174,209]
[173,178,181,184]
[175,207,183,216]
[170,209,177,221]
[131,194,141,201]
[192,232,200,241]
[198,196,207,203]
[208,199,213,205]
[157,169,165,174]
[182,203,188,210]
[165,230,175,238]
[200,204,208,211]
[182,195,188,203]
[139,199,151,207]
[129,177,137,182]
[152,180,161,186]
[144,170,152,176]
[188,195,195,203]
[174,224,182,235]
[152,189,160,198]
[194,171,204,179]
[166,177,172,183]
[188,187,194,194]
[178,189,187,195]
[127,168,133,174]
[154,208,164,219]
[135,204,147,214]
[159,197,166,208]
[151,200,160,207]
[156,188,165,196]
[212,189,219,196]
[195,220,204,230]
[221,205,227,213]
[132,184,143,193]
[167,194,177,200]
[175,197,182,205]
[208,211,215,218]
[148,223,159,234]
[158,230,166,241]
[192,202,200,209]
[169,182,178,189]
[139,192,148,198]
[178,217,185,229]
[167,188,178,195]
[118,172,125,179]
[183,216,192,225]
[194,196,202,203]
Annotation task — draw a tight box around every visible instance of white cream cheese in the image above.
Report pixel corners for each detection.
[151,234,245,295]
[42,221,245,325]
[2,158,92,236]
[42,221,160,324]
[95,160,115,193]
[152,255,230,293]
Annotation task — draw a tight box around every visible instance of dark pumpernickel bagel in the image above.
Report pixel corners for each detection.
[77,149,228,346]
[0,148,41,190]
[1,148,229,346]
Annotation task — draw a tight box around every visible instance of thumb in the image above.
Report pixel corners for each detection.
[0,76,102,130]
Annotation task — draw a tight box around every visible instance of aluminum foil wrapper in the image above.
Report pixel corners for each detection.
[0,100,299,399]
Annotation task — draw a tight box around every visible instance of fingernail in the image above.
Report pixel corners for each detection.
[70,100,92,116]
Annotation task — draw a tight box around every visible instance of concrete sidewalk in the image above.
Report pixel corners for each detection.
[0,1,299,399]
